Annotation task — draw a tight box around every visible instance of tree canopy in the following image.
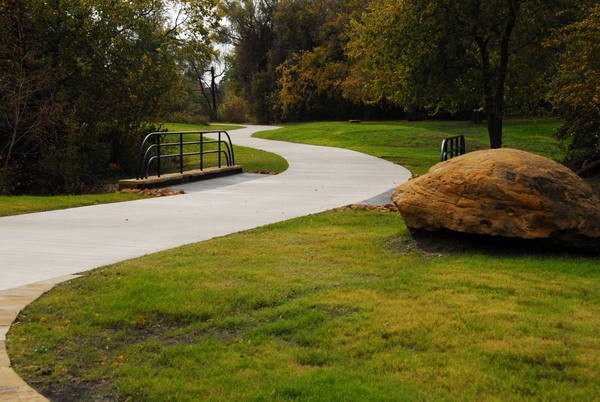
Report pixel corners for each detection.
[345,0,587,148]
[549,4,600,173]
[0,0,218,193]
[220,0,392,123]
[218,0,275,123]
[275,0,369,121]
[220,0,595,153]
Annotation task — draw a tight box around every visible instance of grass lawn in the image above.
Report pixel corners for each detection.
[162,123,288,174]
[7,210,599,401]
[254,119,564,175]
[0,193,149,217]
[161,123,241,132]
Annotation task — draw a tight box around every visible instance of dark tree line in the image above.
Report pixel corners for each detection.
[0,0,218,194]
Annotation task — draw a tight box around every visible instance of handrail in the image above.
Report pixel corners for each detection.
[137,130,236,179]
[440,135,465,161]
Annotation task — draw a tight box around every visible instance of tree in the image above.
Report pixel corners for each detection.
[346,0,585,148]
[178,2,222,121]
[548,4,600,174]
[0,0,218,193]
[275,0,369,120]
[219,0,276,123]
[222,0,389,122]
[0,0,67,191]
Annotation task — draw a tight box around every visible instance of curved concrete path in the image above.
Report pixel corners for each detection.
[0,125,411,400]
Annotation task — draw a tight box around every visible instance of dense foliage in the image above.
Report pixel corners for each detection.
[549,4,600,173]
[218,0,275,123]
[0,0,217,194]
[1,0,598,194]
[345,0,582,148]
[219,0,400,123]
[222,0,598,160]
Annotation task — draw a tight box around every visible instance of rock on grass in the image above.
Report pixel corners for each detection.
[392,148,600,252]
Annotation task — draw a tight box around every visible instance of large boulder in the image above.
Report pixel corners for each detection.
[392,148,600,251]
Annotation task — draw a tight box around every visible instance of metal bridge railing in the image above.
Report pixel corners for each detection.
[137,130,236,179]
[440,135,466,161]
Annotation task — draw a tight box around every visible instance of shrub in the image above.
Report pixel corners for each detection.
[219,94,250,123]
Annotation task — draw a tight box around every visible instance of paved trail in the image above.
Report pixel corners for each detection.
[0,125,410,291]
[0,125,411,400]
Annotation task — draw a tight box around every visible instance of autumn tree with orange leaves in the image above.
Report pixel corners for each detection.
[275,0,369,120]
[549,4,600,174]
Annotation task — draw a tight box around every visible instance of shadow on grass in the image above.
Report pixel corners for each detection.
[387,230,600,258]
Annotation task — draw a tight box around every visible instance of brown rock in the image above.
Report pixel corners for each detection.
[392,148,600,251]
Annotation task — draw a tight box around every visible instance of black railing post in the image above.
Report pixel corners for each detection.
[179,132,183,174]
[200,133,204,170]
[218,132,222,168]
[224,131,235,166]
[156,134,161,177]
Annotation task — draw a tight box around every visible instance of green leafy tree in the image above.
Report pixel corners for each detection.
[219,0,276,123]
[548,4,600,174]
[0,0,217,193]
[346,0,584,148]
[0,0,66,191]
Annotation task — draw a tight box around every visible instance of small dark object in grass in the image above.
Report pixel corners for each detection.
[349,120,361,124]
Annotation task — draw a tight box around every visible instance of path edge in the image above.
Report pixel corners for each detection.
[1,275,80,401]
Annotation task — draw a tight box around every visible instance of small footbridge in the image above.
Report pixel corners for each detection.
[119,130,242,190]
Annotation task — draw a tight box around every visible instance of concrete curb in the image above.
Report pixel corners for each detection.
[0,276,79,401]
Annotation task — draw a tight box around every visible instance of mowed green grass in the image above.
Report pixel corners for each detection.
[8,210,600,401]
[162,123,288,174]
[162,123,240,132]
[255,119,563,174]
[0,193,149,217]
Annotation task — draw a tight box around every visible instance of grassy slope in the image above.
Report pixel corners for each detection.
[254,119,563,174]
[8,210,599,401]
[0,193,149,217]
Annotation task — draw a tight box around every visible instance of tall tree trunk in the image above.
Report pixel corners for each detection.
[478,39,503,149]
[490,1,519,150]
[477,1,519,150]
[484,90,503,149]
[487,112,503,149]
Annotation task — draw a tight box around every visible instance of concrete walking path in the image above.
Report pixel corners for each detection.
[0,125,411,400]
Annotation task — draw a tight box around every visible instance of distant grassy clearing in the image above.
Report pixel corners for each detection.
[0,193,149,217]
[255,119,563,175]
[161,122,241,132]
[8,210,599,401]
